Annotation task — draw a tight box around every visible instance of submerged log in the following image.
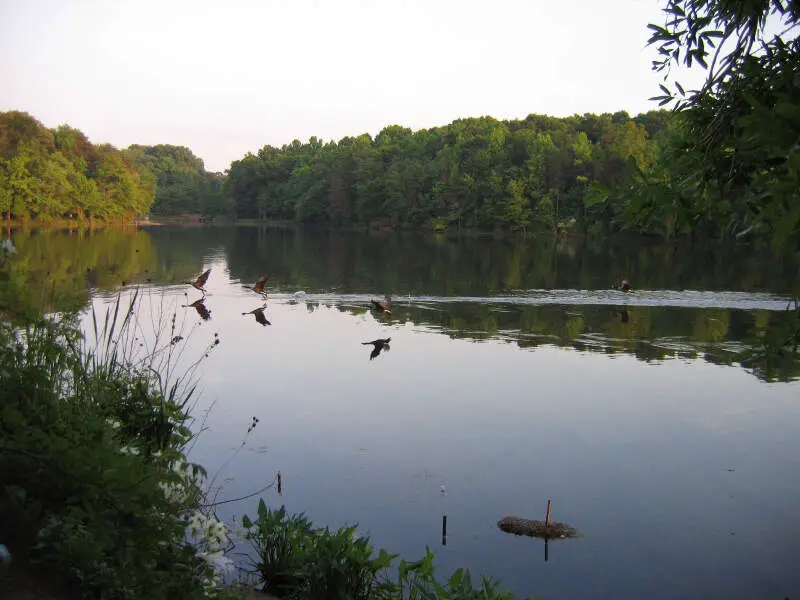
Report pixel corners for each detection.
[497,515,578,539]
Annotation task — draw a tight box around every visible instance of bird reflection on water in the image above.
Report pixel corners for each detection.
[183,298,211,321]
[242,304,271,326]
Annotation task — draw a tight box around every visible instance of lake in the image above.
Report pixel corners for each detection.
[5,224,800,599]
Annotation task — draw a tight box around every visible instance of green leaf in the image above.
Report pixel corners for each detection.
[647,23,669,35]
[694,49,708,68]
[775,101,800,126]
[668,3,686,16]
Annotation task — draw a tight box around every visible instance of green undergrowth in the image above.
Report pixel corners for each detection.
[0,295,237,599]
[239,501,513,600]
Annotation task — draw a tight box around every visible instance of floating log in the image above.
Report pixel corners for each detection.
[497,516,578,539]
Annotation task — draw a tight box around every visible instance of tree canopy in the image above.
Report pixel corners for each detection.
[223,112,668,234]
[0,112,154,222]
[630,0,800,249]
[125,144,229,217]
[0,113,232,223]
[3,0,798,251]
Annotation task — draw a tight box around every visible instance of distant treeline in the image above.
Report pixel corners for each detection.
[1,101,796,248]
[125,144,227,217]
[0,109,673,232]
[224,111,673,234]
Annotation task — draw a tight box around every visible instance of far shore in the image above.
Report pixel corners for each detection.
[0,215,592,240]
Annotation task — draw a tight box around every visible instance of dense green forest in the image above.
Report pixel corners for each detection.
[224,111,671,234]
[225,0,799,249]
[1,0,798,249]
[0,108,673,232]
[0,111,154,222]
[125,144,228,217]
[0,111,224,222]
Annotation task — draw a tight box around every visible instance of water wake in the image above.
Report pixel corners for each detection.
[269,289,796,312]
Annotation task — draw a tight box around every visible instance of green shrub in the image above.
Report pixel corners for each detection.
[240,501,514,600]
[297,524,395,600]
[0,294,234,599]
[241,502,314,596]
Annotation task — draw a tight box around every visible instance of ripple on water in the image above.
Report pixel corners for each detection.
[262,289,796,312]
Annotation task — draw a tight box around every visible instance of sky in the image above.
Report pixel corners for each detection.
[0,0,706,173]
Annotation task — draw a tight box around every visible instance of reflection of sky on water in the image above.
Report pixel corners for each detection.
[79,265,800,600]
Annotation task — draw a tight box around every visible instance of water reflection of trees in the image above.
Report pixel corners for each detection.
[328,301,800,383]
[0,226,234,317]
[2,225,797,382]
[1,226,158,317]
[220,225,800,297]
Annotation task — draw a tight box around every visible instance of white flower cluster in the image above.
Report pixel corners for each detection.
[187,509,235,587]
[186,511,229,552]
[0,239,16,255]
[161,457,236,589]
[157,456,193,504]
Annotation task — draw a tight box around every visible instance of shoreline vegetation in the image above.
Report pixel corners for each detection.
[2,31,798,252]
[1,94,795,251]
[2,0,798,255]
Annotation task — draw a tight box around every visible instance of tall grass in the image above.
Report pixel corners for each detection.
[0,286,236,599]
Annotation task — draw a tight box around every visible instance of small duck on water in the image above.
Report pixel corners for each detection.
[620,279,632,293]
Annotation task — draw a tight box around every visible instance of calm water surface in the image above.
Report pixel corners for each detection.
[8,225,800,599]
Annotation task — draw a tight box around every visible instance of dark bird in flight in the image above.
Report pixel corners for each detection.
[362,337,391,360]
[243,305,271,326]
[620,279,632,293]
[244,274,268,296]
[370,295,392,315]
[189,269,211,295]
[183,298,211,321]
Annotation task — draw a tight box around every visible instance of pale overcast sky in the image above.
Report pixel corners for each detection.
[0,0,703,172]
